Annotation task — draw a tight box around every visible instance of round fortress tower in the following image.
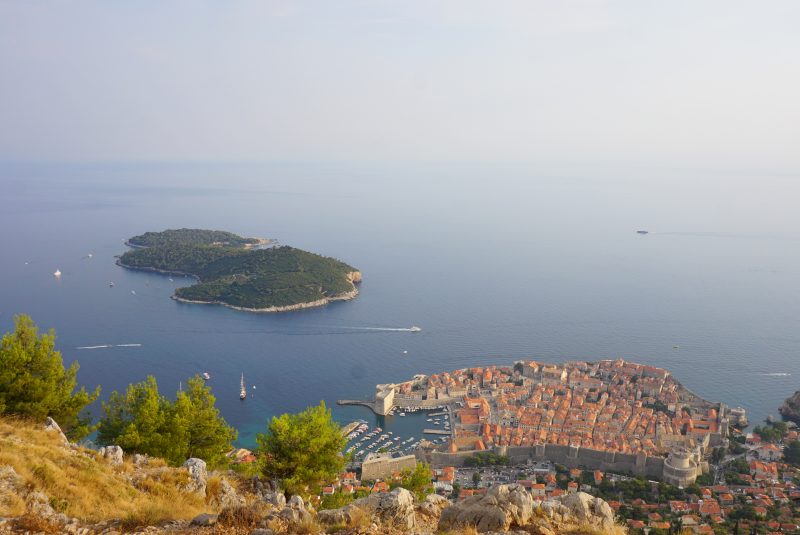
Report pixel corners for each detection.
[663,447,700,487]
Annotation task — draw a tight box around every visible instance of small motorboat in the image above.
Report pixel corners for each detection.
[201,372,211,380]
[53,269,62,277]
[240,373,247,399]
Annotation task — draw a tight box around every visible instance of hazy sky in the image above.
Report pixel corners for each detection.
[1,1,798,171]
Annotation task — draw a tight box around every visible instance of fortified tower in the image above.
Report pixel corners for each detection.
[663,447,700,487]
[375,384,395,415]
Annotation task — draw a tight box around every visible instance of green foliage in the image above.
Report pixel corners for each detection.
[463,452,510,467]
[0,315,99,439]
[319,490,356,510]
[729,458,751,474]
[753,424,784,443]
[643,400,670,414]
[784,440,800,466]
[695,472,714,486]
[120,229,359,310]
[472,471,481,487]
[256,401,346,496]
[391,462,433,501]
[97,375,236,467]
[127,228,259,248]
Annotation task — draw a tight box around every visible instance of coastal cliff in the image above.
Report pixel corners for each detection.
[780,391,800,424]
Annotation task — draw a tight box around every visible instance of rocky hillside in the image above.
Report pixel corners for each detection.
[0,416,625,535]
[780,391,800,424]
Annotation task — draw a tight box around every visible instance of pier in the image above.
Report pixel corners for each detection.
[336,399,377,411]
[423,429,451,435]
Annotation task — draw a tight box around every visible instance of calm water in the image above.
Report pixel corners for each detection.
[1,162,798,447]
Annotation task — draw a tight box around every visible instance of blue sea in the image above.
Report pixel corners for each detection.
[1,162,798,447]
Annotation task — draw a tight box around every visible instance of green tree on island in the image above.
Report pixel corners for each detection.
[256,401,346,496]
[0,314,99,440]
[97,375,236,467]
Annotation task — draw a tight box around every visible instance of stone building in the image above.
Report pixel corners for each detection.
[375,384,395,415]
[360,452,417,481]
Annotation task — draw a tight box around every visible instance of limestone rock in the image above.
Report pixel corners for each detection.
[190,513,218,526]
[26,490,67,524]
[261,490,286,508]
[44,417,69,446]
[288,494,305,510]
[319,487,416,530]
[0,466,24,512]
[439,483,534,533]
[98,445,124,466]
[182,458,208,494]
[559,492,615,529]
[132,453,150,467]
[417,493,450,517]
[211,478,246,509]
[279,507,313,524]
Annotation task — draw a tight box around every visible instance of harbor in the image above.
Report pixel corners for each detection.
[340,403,455,465]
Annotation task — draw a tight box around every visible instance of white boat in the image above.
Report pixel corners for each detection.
[109,282,114,287]
[409,326,422,332]
[239,373,247,399]
[201,372,211,380]
[131,290,136,295]
[53,269,61,277]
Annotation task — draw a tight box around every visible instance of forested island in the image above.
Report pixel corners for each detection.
[118,229,361,312]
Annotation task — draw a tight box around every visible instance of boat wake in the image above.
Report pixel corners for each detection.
[759,372,791,376]
[76,344,142,350]
[340,326,422,333]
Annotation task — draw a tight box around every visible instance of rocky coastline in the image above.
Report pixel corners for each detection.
[171,276,361,314]
[780,390,800,424]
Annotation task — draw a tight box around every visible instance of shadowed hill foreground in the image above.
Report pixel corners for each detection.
[0,416,626,535]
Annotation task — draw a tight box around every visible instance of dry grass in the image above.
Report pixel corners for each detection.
[438,526,479,535]
[0,416,209,524]
[346,506,371,530]
[558,521,628,535]
[217,504,263,529]
[11,513,63,534]
[290,516,323,534]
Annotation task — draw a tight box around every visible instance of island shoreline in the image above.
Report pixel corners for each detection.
[170,284,359,313]
[117,258,361,313]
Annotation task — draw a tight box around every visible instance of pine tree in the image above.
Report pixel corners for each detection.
[0,315,99,439]
[98,375,235,467]
[173,376,237,467]
[256,401,346,495]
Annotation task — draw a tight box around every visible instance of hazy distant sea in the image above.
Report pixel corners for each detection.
[1,162,798,446]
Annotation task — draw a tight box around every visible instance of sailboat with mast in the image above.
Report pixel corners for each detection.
[239,373,247,400]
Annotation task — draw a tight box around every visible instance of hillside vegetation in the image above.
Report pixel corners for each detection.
[0,416,208,525]
[127,228,260,248]
[118,229,360,310]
